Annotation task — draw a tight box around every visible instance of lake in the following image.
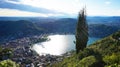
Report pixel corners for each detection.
[32,35,100,55]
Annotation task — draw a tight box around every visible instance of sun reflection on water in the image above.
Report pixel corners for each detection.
[32,35,75,55]
[32,35,100,56]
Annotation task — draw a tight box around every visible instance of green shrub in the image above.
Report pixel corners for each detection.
[77,56,97,67]
[103,53,120,65]
[0,59,19,67]
[105,63,119,67]
[78,48,102,60]
[0,48,13,60]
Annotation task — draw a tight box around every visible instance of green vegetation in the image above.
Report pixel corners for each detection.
[0,59,19,67]
[78,56,97,67]
[50,31,120,67]
[89,24,119,38]
[0,20,45,43]
[76,8,88,53]
[103,53,120,66]
[0,47,13,60]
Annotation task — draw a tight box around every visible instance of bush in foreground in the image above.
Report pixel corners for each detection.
[0,59,19,67]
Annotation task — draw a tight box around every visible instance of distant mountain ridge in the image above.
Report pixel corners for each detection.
[35,18,120,37]
[0,17,120,43]
[0,16,120,24]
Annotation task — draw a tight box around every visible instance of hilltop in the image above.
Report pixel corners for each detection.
[50,31,120,67]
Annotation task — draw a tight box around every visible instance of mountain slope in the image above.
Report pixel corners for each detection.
[50,31,120,67]
[0,20,45,42]
[89,24,119,37]
[89,31,120,56]
[36,18,120,37]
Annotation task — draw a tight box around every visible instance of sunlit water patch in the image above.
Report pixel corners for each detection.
[32,35,100,55]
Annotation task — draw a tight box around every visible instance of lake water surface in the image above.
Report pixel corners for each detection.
[32,35,100,55]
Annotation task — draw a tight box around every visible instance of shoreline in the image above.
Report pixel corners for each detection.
[0,34,69,67]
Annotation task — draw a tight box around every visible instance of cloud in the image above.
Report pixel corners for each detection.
[0,1,58,14]
[75,0,80,2]
[8,0,19,2]
[5,0,21,4]
[0,8,63,17]
[0,0,71,17]
[0,0,119,17]
[4,0,81,15]
[105,1,111,5]
[87,9,120,16]
[118,10,120,13]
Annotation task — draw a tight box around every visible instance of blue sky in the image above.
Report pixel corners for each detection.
[0,0,120,17]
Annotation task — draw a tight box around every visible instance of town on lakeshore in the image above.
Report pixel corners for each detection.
[0,35,72,67]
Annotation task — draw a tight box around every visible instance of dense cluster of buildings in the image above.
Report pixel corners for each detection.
[0,35,65,67]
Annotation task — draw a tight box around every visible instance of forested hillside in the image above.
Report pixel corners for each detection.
[0,20,45,42]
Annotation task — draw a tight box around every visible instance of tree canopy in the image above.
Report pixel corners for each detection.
[75,8,88,54]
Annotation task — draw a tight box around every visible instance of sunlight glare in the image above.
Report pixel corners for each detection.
[32,35,75,55]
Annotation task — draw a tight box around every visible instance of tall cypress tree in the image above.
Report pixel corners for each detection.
[75,8,88,54]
